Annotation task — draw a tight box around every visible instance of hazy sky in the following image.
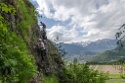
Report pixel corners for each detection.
[32,0,125,43]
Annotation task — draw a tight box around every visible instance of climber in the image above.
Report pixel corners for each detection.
[37,38,46,60]
[41,29,47,40]
[39,21,47,39]
[40,21,46,30]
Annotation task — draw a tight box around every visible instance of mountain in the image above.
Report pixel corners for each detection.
[61,39,117,62]
[88,47,125,63]
[82,39,117,52]
[62,39,117,54]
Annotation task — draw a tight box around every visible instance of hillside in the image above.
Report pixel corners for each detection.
[0,0,63,83]
[88,47,125,63]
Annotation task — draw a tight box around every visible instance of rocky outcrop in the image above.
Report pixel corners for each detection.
[1,0,64,83]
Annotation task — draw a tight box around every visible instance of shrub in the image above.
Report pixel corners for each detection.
[59,60,108,83]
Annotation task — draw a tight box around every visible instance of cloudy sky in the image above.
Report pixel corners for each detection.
[31,0,125,43]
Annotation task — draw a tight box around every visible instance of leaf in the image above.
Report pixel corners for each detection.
[4,60,11,67]
[0,80,2,83]
[0,3,16,13]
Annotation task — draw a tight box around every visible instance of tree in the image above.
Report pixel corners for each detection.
[116,24,125,48]
[54,36,67,56]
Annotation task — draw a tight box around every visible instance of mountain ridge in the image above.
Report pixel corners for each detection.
[61,39,117,53]
[60,39,117,62]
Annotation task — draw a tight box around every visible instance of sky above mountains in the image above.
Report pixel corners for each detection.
[31,0,125,43]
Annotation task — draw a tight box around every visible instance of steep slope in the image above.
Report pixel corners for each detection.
[0,0,63,83]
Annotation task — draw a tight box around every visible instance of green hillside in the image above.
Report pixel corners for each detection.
[88,47,125,63]
[0,0,64,82]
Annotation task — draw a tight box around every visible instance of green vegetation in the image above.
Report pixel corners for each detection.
[90,65,125,83]
[59,60,108,83]
[16,0,38,44]
[42,60,108,83]
[106,74,125,83]
[48,40,59,55]
[88,47,125,63]
[116,24,125,49]
[0,1,37,83]
[43,75,59,83]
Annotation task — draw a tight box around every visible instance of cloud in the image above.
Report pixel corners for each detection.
[35,0,125,43]
[47,25,79,43]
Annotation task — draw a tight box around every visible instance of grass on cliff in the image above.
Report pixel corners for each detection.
[0,1,37,83]
[43,75,59,83]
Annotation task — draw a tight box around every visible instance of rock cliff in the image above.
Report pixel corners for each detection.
[0,0,64,83]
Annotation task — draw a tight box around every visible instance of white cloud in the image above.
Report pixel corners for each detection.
[35,0,125,43]
[47,25,79,43]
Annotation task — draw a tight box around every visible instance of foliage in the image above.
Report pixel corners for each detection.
[116,24,125,49]
[88,47,125,63]
[16,0,37,38]
[59,60,108,83]
[0,3,16,14]
[0,1,37,83]
[56,43,67,56]
[47,40,59,55]
[43,75,59,83]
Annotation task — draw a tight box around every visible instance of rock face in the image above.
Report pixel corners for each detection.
[1,0,64,82]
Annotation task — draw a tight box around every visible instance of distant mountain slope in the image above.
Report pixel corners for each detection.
[88,47,125,63]
[61,43,84,54]
[60,39,117,62]
[83,39,117,52]
[61,39,117,55]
